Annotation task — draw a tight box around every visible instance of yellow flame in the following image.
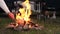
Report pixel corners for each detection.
[16,0,32,24]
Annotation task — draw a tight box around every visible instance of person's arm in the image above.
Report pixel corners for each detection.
[0,0,14,19]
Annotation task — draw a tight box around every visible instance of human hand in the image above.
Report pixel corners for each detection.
[8,12,15,20]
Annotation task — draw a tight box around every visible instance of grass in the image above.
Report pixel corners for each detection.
[0,17,60,34]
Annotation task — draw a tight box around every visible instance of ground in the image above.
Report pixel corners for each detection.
[0,17,60,34]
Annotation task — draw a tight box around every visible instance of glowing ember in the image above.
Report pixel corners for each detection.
[16,0,32,25]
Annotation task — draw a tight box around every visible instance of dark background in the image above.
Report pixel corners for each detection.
[0,0,60,16]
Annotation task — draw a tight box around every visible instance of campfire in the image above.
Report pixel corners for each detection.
[6,0,44,31]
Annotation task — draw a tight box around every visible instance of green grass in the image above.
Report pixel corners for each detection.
[0,17,60,34]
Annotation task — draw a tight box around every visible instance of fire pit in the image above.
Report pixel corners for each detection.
[6,21,44,31]
[6,0,44,31]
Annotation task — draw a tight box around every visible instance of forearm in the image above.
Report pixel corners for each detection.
[0,0,14,19]
[0,0,10,14]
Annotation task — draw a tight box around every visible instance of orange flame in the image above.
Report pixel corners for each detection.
[16,0,32,25]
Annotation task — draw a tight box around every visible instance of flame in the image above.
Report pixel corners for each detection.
[16,0,32,25]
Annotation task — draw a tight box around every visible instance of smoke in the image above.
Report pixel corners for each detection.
[0,0,10,14]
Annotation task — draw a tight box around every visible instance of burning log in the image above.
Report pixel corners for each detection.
[6,23,16,29]
[6,21,44,31]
